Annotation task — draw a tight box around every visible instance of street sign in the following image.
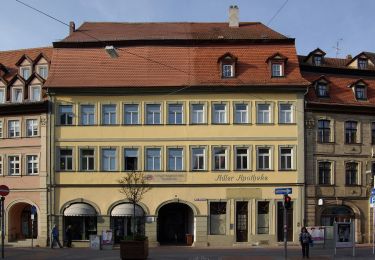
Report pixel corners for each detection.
[31,205,37,215]
[0,185,9,197]
[370,196,375,208]
[275,188,292,195]
[371,188,375,196]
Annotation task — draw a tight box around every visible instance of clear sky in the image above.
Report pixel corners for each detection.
[2,0,375,57]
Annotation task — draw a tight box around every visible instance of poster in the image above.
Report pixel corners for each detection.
[89,235,101,250]
[102,230,113,245]
[334,222,353,248]
[306,226,325,244]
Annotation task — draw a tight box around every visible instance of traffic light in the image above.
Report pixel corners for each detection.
[284,195,292,209]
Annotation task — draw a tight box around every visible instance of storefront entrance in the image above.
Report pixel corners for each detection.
[320,206,354,226]
[8,203,38,241]
[157,203,194,245]
[236,201,248,242]
[277,201,293,242]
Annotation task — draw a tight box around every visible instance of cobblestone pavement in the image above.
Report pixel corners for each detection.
[2,245,374,259]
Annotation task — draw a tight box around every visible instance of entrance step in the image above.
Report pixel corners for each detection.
[6,239,37,247]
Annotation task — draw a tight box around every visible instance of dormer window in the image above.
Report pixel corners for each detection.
[317,83,329,97]
[271,63,283,77]
[358,58,368,69]
[219,53,237,78]
[313,55,323,66]
[355,85,367,100]
[12,87,23,103]
[29,85,41,101]
[20,67,31,79]
[37,65,48,79]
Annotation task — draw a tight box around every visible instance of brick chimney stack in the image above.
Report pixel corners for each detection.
[69,21,75,35]
[229,5,239,28]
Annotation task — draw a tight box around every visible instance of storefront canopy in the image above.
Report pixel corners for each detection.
[64,203,97,216]
[111,203,144,217]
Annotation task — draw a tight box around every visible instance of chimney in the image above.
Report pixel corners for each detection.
[69,21,75,35]
[346,54,352,60]
[229,5,239,28]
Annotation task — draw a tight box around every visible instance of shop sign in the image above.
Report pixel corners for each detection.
[146,173,187,182]
[215,174,269,182]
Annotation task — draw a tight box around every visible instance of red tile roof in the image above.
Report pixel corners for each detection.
[46,44,309,88]
[60,22,288,43]
[0,47,52,82]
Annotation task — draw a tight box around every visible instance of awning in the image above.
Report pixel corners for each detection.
[64,203,97,216]
[111,203,144,217]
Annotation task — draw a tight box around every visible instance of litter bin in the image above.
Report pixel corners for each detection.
[186,234,193,246]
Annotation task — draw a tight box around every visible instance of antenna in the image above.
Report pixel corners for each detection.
[332,38,343,58]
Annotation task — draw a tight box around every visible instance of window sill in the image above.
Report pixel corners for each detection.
[345,143,362,145]
[233,123,252,125]
[122,124,141,126]
[256,169,274,171]
[166,123,186,126]
[279,169,296,172]
[317,141,335,144]
[256,123,274,125]
[234,169,253,172]
[318,184,334,186]
[211,170,230,172]
[211,123,230,125]
[345,184,361,187]
[278,123,296,125]
[189,123,208,125]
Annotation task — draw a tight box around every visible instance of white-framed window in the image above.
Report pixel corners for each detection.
[102,104,117,125]
[279,147,293,170]
[257,201,270,234]
[26,119,38,137]
[191,147,206,171]
[146,104,161,124]
[12,87,23,103]
[146,147,161,171]
[0,121,3,138]
[59,148,73,171]
[213,147,228,171]
[209,201,227,235]
[279,104,293,124]
[190,103,205,124]
[59,105,73,125]
[0,156,3,175]
[235,146,250,170]
[27,155,39,175]
[222,64,234,78]
[124,104,140,125]
[20,67,31,79]
[80,148,95,171]
[257,147,271,170]
[8,120,20,138]
[0,88,5,103]
[212,103,227,124]
[38,65,48,78]
[168,148,183,171]
[257,104,271,124]
[234,103,249,124]
[271,63,283,77]
[124,148,139,171]
[101,148,117,171]
[8,155,20,175]
[168,104,183,124]
[29,85,41,101]
[80,105,95,125]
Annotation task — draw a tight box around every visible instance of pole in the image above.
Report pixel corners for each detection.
[31,216,34,249]
[1,196,5,259]
[373,206,375,255]
[284,195,287,259]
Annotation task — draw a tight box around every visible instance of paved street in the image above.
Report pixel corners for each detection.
[2,245,374,260]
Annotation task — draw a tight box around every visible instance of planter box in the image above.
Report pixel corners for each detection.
[120,239,148,260]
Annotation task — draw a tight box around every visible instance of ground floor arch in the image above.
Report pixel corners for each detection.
[157,202,194,245]
[8,202,38,241]
[320,205,355,226]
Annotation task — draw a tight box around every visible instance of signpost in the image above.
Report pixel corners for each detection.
[30,206,37,249]
[370,189,375,255]
[274,188,292,259]
[0,185,10,259]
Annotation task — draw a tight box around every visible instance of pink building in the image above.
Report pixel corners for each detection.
[0,47,51,246]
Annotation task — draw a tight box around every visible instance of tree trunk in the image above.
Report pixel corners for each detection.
[133,202,136,240]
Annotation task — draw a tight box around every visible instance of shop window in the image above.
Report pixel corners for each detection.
[80,149,95,171]
[168,148,183,171]
[146,104,161,125]
[257,201,269,234]
[124,104,140,125]
[26,119,38,137]
[209,202,226,235]
[80,105,95,125]
[345,162,358,185]
[191,147,206,171]
[168,104,183,124]
[318,161,331,185]
[124,148,139,171]
[64,216,97,241]
[102,104,117,125]
[345,121,357,144]
[317,120,331,143]
[59,105,73,125]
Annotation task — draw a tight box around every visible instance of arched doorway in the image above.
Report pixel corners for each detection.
[110,203,145,243]
[157,203,194,245]
[320,206,355,226]
[8,203,38,241]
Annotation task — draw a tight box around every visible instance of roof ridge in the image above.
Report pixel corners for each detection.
[80,21,262,24]
[0,46,52,53]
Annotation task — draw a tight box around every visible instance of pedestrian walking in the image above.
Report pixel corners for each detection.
[299,227,312,258]
[51,224,63,248]
[65,225,72,248]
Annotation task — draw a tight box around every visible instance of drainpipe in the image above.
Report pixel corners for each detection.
[302,85,310,227]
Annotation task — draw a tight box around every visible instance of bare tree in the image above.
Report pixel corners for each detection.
[118,171,151,239]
